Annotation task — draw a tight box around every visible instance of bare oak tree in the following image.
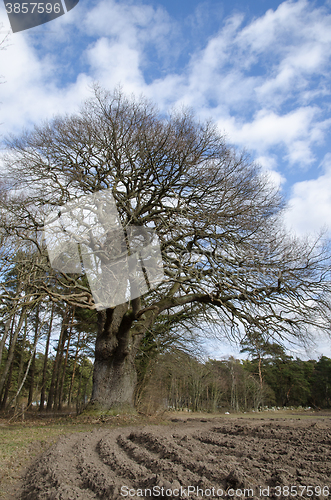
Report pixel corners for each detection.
[1,87,330,410]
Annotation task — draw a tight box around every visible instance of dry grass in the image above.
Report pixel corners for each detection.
[0,418,93,499]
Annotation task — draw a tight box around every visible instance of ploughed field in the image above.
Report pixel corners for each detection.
[21,416,331,500]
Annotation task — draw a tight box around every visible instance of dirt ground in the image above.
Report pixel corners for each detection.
[17,414,331,500]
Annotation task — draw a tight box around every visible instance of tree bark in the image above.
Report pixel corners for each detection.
[0,308,26,398]
[67,331,80,407]
[1,359,14,410]
[10,335,39,409]
[39,303,54,411]
[14,315,28,411]
[28,303,40,407]
[89,304,143,411]
[47,304,70,411]
[57,310,74,410]
[0,315,14,368]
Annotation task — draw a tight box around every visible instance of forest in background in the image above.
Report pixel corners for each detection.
[1,296,330,415]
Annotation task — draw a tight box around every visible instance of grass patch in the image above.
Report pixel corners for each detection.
[81,401,138,417]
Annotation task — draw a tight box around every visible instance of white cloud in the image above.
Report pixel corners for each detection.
[85,38,144,92]
[214,107,326,167]
[255,155,285,190]
[235,108,314,147]
[236,1,307,53]
[83,0,177,67]
[284,154,331,236]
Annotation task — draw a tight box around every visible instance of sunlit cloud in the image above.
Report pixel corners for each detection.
[284,154,331,236]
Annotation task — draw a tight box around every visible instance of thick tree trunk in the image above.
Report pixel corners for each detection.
[92,353,137,410]
[89,304,143,411]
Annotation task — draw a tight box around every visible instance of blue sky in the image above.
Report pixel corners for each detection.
[1,0,331,358]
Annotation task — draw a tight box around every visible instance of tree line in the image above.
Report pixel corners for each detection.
[136,340,331,413]
[0,298,96,413]
[1,286,330,415]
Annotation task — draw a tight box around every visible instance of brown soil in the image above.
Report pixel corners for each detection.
[19,416,331,499]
